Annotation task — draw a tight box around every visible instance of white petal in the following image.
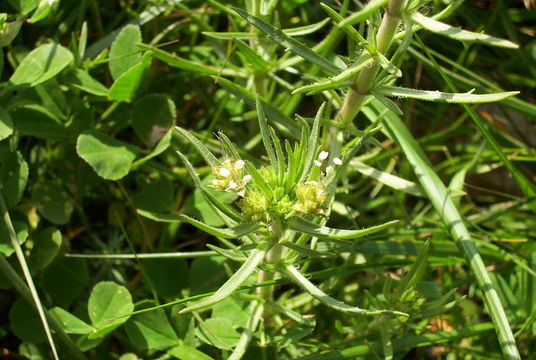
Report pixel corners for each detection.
[237,190,246,197]
[318,151,329,160]
[219,168,230,177]
[228,180,238,189]
[235,160,245,169]
[243,175,253,183]
[333,157,342,165]
[314,160,322,167]
[325,166,334,176]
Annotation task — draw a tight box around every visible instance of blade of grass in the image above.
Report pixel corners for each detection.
[0,192,59,360]
[364,99,521,360]
[413,34,536,214]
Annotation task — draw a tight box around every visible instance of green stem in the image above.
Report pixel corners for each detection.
[257,219,284,325]
[336,0,405,127]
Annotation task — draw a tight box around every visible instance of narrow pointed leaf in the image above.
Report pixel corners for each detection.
[338,0,389,27]
[137,210,259,239]
[234,8,341,74]
[244,162,274,198]
[179,247,267,313]
[375,85,519,103]
[285,265,407,316]
[288,216,399,240]
[350,160,425,197]
[256,97,279,172]
[293,57,374,95]
[282,19,330,37]
[175,126,219,167]
[412,12,519,49]
[176,149,241,223]
[233,39,270,71]
[300,102,325,182]
[138,43,246,77]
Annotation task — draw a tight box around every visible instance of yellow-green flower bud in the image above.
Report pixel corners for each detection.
[293,181,327,215]
[238,190,270,222]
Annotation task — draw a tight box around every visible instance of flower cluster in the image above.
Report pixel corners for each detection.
[209,159,252,197]
[208,150,342,223]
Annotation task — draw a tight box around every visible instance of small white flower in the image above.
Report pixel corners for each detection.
[228,180,238,190]
[314,160,322,167]
[235,160,245,169]
[219,168,230,177]
[237,190,246,197]
[333,157,342,165]
[243,175,253,183]
[325,165,334,176]
[318,151,329,160]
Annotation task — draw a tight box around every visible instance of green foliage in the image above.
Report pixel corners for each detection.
[0,0,534,359]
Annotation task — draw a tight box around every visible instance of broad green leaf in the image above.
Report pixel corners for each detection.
[137,210,259,239]
[194,317,241,350]
[212,297,250,329]
[168,345,214,360]
[42,258,88,308]
[133,178,174,213]
[142,258,189,298]
[109,24,142,80]
[28,227,62,273]
[28,0,59,23]
[180,247,267,314]
[375,85,519,103]
[108,51,152,102]
[8,43,73,90]
[131,130,172,169]
[9,299,46,343]
[0,151,28,208]
[76,131,137,180]
[0,19,22,47]
[49,307,93,334]
[138,43,245,77]
[65,69,109,97]
[285,265,407,316]
[7,0,38,14]
[88,281,134,339]
[234,8,341,74]
[125,306,179,350]
[32,183,74,225]
[132,94,176,147]
[412,12,519,49]
[189,257,227,295]
[0,221,28,257]
[9,105,68,140]
[288,216,399,241]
